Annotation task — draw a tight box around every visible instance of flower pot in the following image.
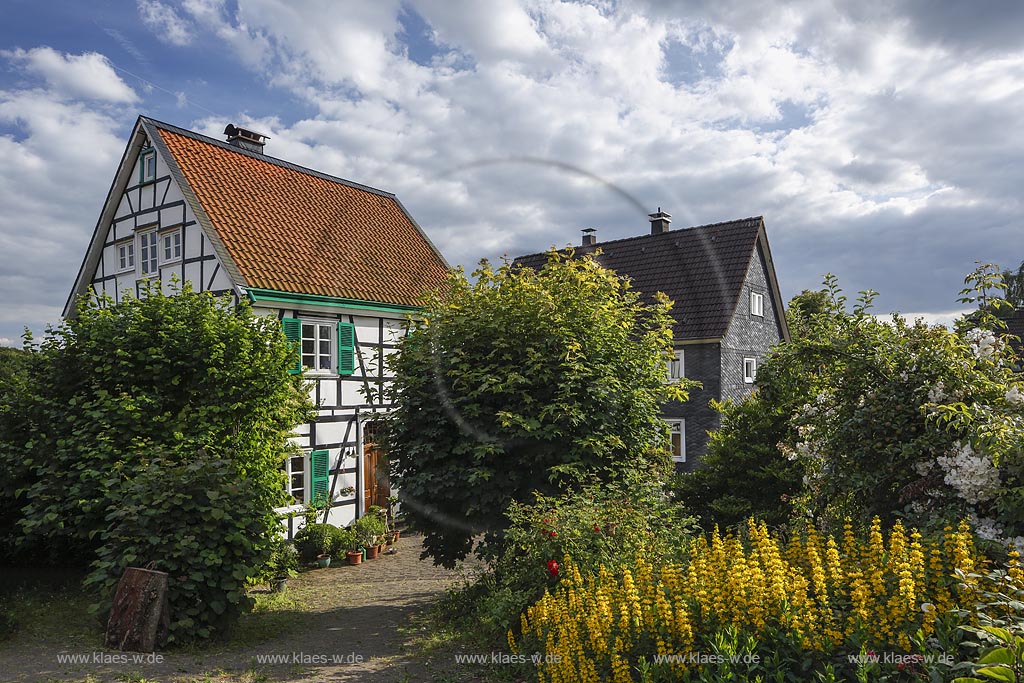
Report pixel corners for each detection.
[346,551,363,566]
[365,544,379,560]
[376,543,385,555]
[272,577,288,592]
[316,554,331,568]
[392,530,401,542]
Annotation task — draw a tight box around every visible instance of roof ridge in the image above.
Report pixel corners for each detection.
[140,116,398,200]
[516,216,763,260]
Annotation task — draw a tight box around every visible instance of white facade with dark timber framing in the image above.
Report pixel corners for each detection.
[65,116,451,534]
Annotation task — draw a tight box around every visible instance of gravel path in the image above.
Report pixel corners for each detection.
[1,533,486,683]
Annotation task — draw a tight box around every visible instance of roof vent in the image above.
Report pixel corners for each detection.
[649,208,671,235]
[581,227,597,247]
[224,124,269,153]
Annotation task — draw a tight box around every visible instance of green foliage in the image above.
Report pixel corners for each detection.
[253,537,299,582]
[446,477,697,641]
[84,453,277,644]
[293,523,335,562]
[673,393,803,531]
[954,565,1024,683]
[382,252,695,567]
[1002,261,1024,309]
[0,282,313,640]
[331,527,359,555]
[352,514,386,549]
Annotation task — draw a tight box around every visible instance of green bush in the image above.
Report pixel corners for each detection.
[294,524,335,562]
[253,537,299,583]
[447,475,698,641]
[84,452,276,644]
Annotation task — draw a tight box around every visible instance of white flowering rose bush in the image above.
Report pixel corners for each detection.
[766,267,1024,544]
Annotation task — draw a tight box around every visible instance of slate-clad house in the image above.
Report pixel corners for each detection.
[64,116,449,532]
[516,212,790,467]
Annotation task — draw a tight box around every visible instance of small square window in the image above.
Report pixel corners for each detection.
[139,230,158,275]
[162,230,181,263]
[743,357,757,384]
[667,350,684,381]
[666,419,685,463]
[116,240,135,272]
[750,291,764,317]
[140,150,156,183]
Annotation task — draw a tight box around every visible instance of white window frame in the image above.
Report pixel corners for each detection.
[667,349,685,381]
[284,452,307,504]
[301,319,336,375]
[666,419,686,463]
[743,357,757,384]
[750,291,764,317]
[140,150,156,183]
[161,228,182,264]
[138,229,158,276]
[115,239,135,273]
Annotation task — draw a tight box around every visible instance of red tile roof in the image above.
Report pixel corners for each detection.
[150,120,449,307]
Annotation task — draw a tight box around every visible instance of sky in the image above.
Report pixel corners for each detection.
[1,0,1023,345]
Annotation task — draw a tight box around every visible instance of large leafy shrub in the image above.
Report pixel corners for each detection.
[294,523,335,562]
[382,253,694,566]
[84,453,277,644]
[0,283,313,639]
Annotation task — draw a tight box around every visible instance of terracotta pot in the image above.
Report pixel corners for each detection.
[346,551,362,566]
[392,530,401,541]
[365,544,379,560]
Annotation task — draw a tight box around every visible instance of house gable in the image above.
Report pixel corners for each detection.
[64,118,240,317]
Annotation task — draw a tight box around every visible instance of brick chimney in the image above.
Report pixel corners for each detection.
[224,124,269,153]
[581,227,597,247]
[649,208,671,234]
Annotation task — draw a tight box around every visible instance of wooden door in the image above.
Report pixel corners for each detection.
[362,424,390,512]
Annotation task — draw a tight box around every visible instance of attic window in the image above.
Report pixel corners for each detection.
[750,291,764,317]
[139,148,156,183]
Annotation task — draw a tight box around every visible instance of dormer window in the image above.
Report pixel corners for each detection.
[139,148,156,183]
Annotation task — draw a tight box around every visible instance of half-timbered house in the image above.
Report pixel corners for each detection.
[64,117,449,533]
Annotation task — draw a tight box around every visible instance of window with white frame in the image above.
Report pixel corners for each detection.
[301,321,335,373]
[666,419,685,462]
[138,230,158,275]
[285,452,306,504]
[743,357,757,383]
[116,240,135,272]
[667,349,685,380]
[750,291,764,317]
[140,149,156,183]
[161,229,181,263]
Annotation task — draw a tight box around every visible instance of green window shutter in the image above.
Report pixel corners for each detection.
[310,450,330,504]
[281,318,302,375]
[337,322,355,375]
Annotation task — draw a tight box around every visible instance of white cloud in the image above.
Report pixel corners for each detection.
[137,0,194,46]
[2,48,138,103]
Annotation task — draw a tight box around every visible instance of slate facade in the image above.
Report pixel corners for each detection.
[515,214,790,467]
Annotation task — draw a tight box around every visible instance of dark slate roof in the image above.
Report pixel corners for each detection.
[514,217,773,341]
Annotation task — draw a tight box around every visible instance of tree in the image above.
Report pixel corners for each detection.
[0,282,313,640]
[1002,259,1024,308]
[381,252,694,567]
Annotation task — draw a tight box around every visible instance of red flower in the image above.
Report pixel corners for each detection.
[547,560,559,577]
[593,524,600,533]
[542,518,550,524]
[549,531,557,538]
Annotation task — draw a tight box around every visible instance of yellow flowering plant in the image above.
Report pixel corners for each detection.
[511,518,1004,683]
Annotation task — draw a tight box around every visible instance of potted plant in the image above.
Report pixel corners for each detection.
[333,528,362,566]
[315,553,331,568]
[353,515,383,559]
[261,538,299,592]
